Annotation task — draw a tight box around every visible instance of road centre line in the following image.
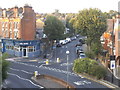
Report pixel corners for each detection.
[7,72,44,88]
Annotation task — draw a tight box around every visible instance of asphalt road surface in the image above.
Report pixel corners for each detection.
[3,37,111,89]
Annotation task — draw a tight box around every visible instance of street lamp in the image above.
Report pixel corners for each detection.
[66,50,70,89]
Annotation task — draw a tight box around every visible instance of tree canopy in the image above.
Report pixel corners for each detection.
[73,8,107,52]
[43,15,65,41]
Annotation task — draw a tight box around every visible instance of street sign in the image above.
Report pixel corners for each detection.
[110,60,115,69]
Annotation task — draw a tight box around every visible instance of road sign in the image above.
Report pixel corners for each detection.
[110,60,115,69]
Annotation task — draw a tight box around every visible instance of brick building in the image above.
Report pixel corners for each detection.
[0,5,41,58]
[101,15,120,66]
[0,5,36,40]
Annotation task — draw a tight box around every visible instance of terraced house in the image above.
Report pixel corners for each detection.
[0,5,41,58]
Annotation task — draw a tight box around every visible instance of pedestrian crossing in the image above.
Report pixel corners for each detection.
[11,61,84,78]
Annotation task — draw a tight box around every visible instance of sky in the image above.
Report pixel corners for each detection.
[0,0,119,13]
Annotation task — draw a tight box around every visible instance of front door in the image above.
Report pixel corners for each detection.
[22,47,27,57]
[23,49,26,56]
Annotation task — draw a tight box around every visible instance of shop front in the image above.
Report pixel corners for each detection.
[2,39,41,58]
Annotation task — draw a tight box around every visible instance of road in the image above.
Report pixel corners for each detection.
[3,37,111,89]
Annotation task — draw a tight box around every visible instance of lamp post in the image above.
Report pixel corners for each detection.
[66,50,70,89]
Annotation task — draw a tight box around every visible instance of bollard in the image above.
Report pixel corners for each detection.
[57,58,60,63]
[46,59,49,65]
[34,71,38,78]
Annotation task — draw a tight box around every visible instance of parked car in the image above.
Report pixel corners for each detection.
[75,46,82,53]
[77,49,84,55]
[71,36,76,41]
[75,42,82,47]
[79,53,86,59]
[59,40,66,45]
[79,38,85,44]
[56,42,62,47]
[76,34,80,38]
[66,38,71,43]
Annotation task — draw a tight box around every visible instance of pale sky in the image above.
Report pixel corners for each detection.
[0,0,119,13]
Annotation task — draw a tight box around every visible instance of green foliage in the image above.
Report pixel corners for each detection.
[73,8,107,52]
[89,65,107,79]
[91,40,103,56]
[44,15,65,41]
[73,58,107,79]
[85,51,95,59]
[0,53,10,82]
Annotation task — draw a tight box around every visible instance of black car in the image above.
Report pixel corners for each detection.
[75,42,82,47]
[56,43,62,47]
[79,39,85,44]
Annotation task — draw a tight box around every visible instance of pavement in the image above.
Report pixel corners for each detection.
[31,76,66,88]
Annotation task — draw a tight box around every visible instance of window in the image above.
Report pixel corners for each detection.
[14,31,18,39]
[14,46,19,51]
[10,22,12,29]
[6,45,14,50]
[14,22,18,29]
[6,45,9,50]
[2,22,5,28]
[119,31,120,40]
[28,46,35,52]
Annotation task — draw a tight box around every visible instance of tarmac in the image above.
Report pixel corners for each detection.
[6,56,120,89]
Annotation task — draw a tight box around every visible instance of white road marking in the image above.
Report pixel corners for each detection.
[11,61,83,78]
[74,80,91,86]
[60,63,73,66]
[9,68,33,75]
[7,72,44,88]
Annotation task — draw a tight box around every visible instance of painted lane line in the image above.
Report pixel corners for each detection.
[11,61,82,77]
[21,70,33,75]
[9,68,19,71]
[7,72,44,88]
[9,68,33,75]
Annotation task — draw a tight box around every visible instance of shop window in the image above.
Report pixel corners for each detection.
[14,46,19,51]
[6,45,9,50]
[28,46,35,52]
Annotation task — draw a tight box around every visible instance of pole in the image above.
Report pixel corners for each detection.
[67,54,69,88]
[66,51,69,89]
[111,17,114,83]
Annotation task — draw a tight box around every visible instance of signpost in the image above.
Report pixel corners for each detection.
[110,60,115,69]
[110,55,116,83]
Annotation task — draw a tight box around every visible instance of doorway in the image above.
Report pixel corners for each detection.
[22,47,27,57]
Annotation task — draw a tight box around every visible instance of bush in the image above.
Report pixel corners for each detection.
[91,65,107,79]
[85,51,95,59]
[73,58,107,79]
[1,53,10,82]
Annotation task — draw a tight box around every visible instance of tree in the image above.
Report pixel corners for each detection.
[43,15,65,41]
[66,13,76,35]
[0,53,9,84]
[73,8,107,52]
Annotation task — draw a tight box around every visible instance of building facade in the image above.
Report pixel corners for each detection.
[2,39,40,58]
[0,5,41,58]
[0,5,36,40]
[101,15,120,67]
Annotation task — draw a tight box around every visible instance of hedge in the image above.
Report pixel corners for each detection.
[73,58,107,79]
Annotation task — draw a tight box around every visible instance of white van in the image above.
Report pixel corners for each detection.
[59,40,66,45]
[66,38,71,43]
